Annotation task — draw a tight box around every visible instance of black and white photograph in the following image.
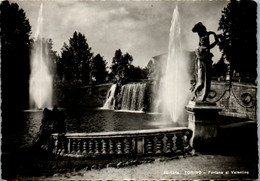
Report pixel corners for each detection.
[1,0,258,180]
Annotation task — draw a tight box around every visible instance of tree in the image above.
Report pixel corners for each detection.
[1,1,32,111]
[46,38,58,76]
[110,49,133,82]
[145,60,155,80]
[218,0,257,79]
[128,65,148,81]
[59,32,93,84]
[91,54,108,83]
[1,1,31,156]
[212,58,228,78]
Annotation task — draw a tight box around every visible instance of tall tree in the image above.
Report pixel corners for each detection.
[1,1,32,111]
[110,49,123,80]
[110,49,133,82]
[1,1,31,156]
[218,0,257,79]
[91,54,108,83]
[46,38,58,76]
[59,32,93,84]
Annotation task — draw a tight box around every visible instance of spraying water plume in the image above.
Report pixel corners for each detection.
[29,3,53,109]
[161,6,190,122]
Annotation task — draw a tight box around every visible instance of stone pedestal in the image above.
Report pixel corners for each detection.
[185,101,222,151]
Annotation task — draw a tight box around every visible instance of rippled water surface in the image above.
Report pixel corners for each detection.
[10,108,187,149]
[64,108,187,133]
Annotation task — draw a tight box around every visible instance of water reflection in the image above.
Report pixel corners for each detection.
[9,108,184,150]
[64,108,179,133]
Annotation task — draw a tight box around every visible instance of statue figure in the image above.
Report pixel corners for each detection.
[191,22,219,101]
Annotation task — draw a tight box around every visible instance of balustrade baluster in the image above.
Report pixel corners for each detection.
[57,136,63,155]
[116,139,123,154]
[176,134,183,152]
[95,139,101,155]
[60,139,66,156]
[145,137,154,154]
[71,139,77,154]
[172,134,177,152]
[76,139,82,155]
[184,131,192,147]
[88,139,94,155]
[166,134,174,154]
[124,138,132,154]
[52,136,58,154]
[68,138,71,154]
[155,135,164,154]
[101,139,108,154]
[51,129,193,157]
[182,131,192,153]
[82,139,87,155]
[109,139,115,154]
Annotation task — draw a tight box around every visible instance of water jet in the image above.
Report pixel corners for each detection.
[29,3,53,110]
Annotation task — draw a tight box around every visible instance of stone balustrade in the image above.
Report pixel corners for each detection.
[51,127,193,157]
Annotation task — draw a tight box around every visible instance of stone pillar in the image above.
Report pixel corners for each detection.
[185,101,222,151]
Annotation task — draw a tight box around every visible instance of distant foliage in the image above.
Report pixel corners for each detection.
[145,60,156,80]
[218,0,257,79]
[212,58,228,78]
[91,54,108,83]
[128,65,148,81]
[46,39,59,75]
[110,49,147,83]
[110,49,133,83]
[1,1,32,110]
[59,32,93,85]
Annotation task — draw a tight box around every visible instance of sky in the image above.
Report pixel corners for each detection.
[16,0,229,68]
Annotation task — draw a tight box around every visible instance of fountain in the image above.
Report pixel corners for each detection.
[102,83,147,112]
[120,83,146,111]
[51,6,194,158]
[103,6,191,118]
[102,84,117,109]
[160,6,191,122]
[20,3,54,149]
[29,3,53,109]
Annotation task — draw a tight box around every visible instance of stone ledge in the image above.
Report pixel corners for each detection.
[185,101,222,112]
[52,127,191,138]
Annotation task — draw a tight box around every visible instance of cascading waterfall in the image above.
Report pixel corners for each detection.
[29,3,53,109]
[121,83,146,111]
[102,83,147,111]
[102,84,117,109]
[161,6,190,122]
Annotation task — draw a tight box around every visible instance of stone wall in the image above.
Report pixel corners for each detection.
[53,83,112,107]
[208,81,257,120]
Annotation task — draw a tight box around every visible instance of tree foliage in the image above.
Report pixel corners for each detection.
[91,54,108,83]
[128,65,148,80]
[218,0,257,78]
[212,58,228,78]
[59,32,93,84]
[1,1,32,110]
[110,49,133,82]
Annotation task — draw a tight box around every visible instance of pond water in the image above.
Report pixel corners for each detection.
[6,107,188,150]
[64,107,187,133]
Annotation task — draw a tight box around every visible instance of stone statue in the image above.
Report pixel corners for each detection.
[191,22,219,101]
